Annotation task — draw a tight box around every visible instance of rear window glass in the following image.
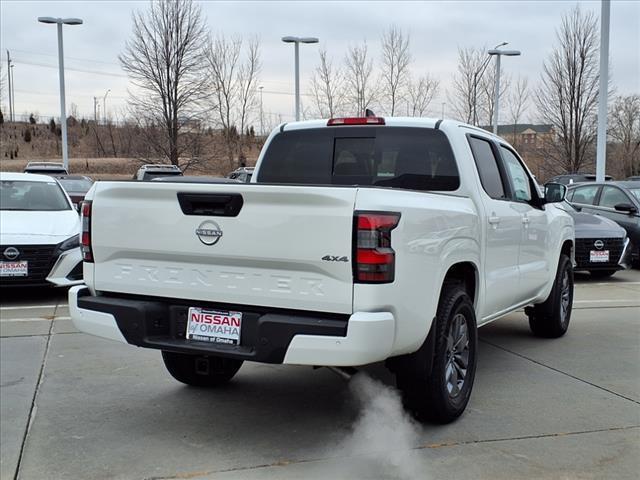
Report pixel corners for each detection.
[257,127,459,191]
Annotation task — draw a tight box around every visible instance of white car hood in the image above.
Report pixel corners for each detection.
[0,210,80,245]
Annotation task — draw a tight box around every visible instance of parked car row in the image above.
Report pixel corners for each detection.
[5,164,638,290]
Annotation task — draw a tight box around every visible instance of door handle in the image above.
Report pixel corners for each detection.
[488,216,501,225]
[522,217,530,224]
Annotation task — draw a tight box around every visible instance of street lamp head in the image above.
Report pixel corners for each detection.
[38,16,59,24]
[488,49,521,56]
[281,36,319,44]
[38,17,83,25]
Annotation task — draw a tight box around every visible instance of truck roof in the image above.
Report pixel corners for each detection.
[280,116,504,142]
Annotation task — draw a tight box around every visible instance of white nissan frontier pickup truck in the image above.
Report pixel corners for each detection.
[69,116,574,423]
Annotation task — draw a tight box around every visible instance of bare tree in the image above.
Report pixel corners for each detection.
[344,42,377,116]
[236,38,261,158]
[536,5,601,174]
[506,76,529,147]
[406,75,439,117]
[380,26,411,116]
[206,35,261,168]
[119,0,209,166]
[309,49,346,118]
[608,94,640,177]
[0,62,5,120]
[449,47,487,124]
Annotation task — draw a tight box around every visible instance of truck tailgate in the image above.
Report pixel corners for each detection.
[90,182,357,314]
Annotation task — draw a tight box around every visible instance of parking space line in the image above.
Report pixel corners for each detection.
[0,305,66,311]
[0,317,71,323]
[574,299,640,304]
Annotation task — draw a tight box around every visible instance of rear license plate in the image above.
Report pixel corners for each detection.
[590,250,609,263]
[0,261,28,277]
[186,307,242,345]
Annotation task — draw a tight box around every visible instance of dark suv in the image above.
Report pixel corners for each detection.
[567,181,640,265]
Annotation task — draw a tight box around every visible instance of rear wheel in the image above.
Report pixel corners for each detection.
[161,351,243,387]
[589,269,616,279]
[528,254,573,338]
[396,283,477,424]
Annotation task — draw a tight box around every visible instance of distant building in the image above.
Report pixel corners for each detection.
[481,124,555,147]
[482,124,556,180]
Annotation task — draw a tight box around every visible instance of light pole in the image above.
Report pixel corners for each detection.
[38,16,83,171]
[10,64,15,121]
[472,42,506,126]
[488,45,520,134]
[103,89,110,124]
[258,85,264,135]
[595,0,610,182]
[281,36,318,121]
[6,51,12,122]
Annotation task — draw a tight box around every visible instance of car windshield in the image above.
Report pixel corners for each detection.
[145,171,183,180]
[26,168,67,175]
[0,180,71,211]
[58,178,93,192]
[629,187,640,202]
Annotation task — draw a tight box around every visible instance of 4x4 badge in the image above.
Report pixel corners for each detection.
[322,255,349,262]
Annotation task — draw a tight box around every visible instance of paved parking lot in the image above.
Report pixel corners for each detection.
[1,271,639,480]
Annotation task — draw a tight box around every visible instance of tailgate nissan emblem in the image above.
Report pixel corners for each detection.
[593,240,604,250]
[3,247,19,260]
[196,221,223,245]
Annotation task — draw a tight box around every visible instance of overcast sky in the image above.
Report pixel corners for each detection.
[1,0,638,125]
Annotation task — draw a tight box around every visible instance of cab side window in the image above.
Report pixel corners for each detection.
[468,137,507,199]
[499,146,532,202]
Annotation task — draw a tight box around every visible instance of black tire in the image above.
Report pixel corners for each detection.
[528,254,573,338]
[161,351,243,387]
[396,282,477,424]
[589,269,616,279]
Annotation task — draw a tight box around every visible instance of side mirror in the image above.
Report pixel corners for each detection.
[544,182,567,203]
[614,203,638,214]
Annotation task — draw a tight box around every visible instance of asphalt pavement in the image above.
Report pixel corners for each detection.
[1,270,639,480]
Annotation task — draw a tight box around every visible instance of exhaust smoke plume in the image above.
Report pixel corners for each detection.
[339,373,426,479]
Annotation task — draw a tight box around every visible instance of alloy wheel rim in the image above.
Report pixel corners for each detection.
[560,269,571,326]
[445,313,470,398]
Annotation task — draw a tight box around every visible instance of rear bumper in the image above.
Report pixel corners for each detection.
[69,286,395,367]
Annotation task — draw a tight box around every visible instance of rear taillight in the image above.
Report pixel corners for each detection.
[80,200,93,262]
[353,211,400,283]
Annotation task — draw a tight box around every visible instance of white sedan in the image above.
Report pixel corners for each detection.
[1,172,83,287]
